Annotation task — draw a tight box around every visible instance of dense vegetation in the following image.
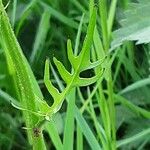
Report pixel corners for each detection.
[0,0,150,149]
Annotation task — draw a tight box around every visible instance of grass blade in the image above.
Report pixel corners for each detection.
[45,121,63,150]
[119,78,150,94]
[51,63,102,150]
[30,9,51,65]
[63,89,75,150]
[117,128,150,147]
[75,106,102,150]
[40,1,78,29]
[77,125,83,150]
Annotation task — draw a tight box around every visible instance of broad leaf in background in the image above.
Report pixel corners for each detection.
[111,0,150,50]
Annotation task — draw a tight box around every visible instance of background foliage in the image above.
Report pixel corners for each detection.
[0,0,150,149]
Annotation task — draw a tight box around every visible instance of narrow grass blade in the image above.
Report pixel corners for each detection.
[107,0,117,37]
[51,65,102,150]
[71,0,86,13]
[0,89,19,106]
[75,106,102,150]
[15,0,37,36]
[30,9,51,65]
[40,1,78,29]
[117,128,150,147]
[63,88,75,150]
[45,121,63,150]
[114,94,150,118]
[11,0,17,29]
[119,78,150,94]
[77,125,83,150]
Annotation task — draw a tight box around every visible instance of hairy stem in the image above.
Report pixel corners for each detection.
[0,1,46,149]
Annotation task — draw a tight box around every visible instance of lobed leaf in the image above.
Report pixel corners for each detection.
[43,7,105,116]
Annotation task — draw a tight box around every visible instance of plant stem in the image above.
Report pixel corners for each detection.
[99,0,117,149]
[0,1,46,149]
[99,0,109,51]
[107,64,116,149]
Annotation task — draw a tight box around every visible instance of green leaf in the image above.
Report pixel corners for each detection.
[44,7,105,116]
[111,1,150,50]
[114,94,150,119]
[119,78,150,94]
[63,14,84,150]
[63,89,76,150]
[45,120,63,150]
[117,127,150,148]
[75,107,102,150]
[0,89,19,106]
[39,1,78,29]
[77,125,83,150]
[50,62,102,150]
[30,8,51,65]
[0,1,46,149]
[11,0,17,29]
[15,0,37,36]
[47,14,102,149]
